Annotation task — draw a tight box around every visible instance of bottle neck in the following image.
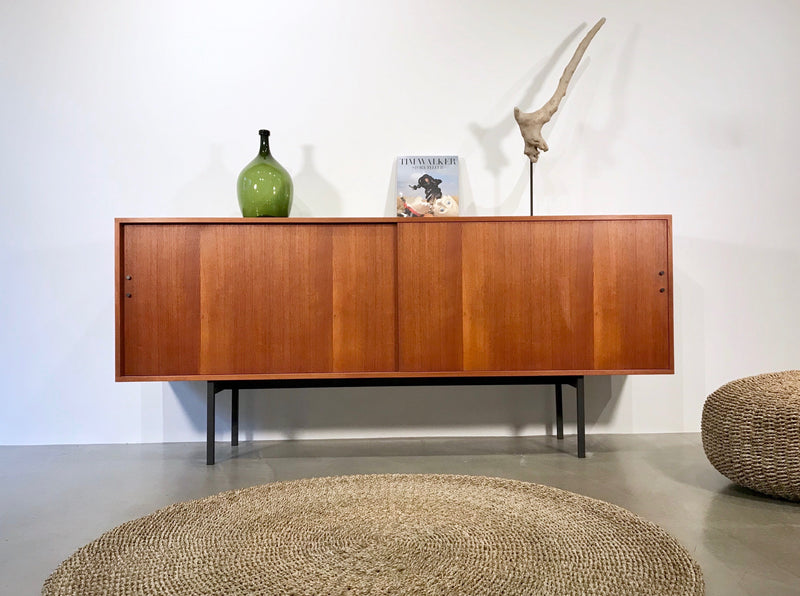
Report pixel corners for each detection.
[259,132,271,157]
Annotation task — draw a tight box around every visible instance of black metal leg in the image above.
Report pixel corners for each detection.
[576,376,585,458]
[555,384,564,439]
[231,387,239,447]
[202,376,585,463]
[207,382,216,465]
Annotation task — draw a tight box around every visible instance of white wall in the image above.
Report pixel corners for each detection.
[1,0,798,445]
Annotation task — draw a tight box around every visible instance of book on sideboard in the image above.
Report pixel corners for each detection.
[396,155,459,217]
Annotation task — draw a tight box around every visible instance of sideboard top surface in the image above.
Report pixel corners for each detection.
[116,215,671,226]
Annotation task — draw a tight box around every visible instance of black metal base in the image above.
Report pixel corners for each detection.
[205,376,586,465]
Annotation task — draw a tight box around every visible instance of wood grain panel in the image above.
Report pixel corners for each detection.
[397,222,463,371]
[120,224,201,376]
[592,219,672,370]
[461,221,594,371]
[331,225,397,372]
[198,225,334,374]
[116,217,674,380]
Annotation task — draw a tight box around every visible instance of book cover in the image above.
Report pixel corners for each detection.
[396,155,459,217]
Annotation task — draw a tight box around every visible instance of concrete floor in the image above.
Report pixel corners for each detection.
[2,433,798,595]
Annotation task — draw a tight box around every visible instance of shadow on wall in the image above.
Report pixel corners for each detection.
[172,144,239,217]
[466,24,583,213]
[675,236,800,389]
[165,377,622,444]
[673,250,706,430]
[583,375,624,429]
[171,143,343,218]
[540,27,639,213]
[169,381,210,438]
[383,158,399,216]
[291,144,343,217]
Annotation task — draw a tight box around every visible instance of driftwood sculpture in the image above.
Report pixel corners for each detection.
[514,18,606,162]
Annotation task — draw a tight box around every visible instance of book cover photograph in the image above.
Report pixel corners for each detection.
[396,156,459,217]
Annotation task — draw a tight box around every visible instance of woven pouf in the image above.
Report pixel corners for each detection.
[701,370,800,501]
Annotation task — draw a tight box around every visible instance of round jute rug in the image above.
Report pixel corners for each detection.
[42,474,704,595]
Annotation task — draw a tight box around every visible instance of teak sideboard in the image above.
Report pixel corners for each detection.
[115,216,674,463]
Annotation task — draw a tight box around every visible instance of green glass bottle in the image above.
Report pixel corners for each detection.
[237,129,293,217]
